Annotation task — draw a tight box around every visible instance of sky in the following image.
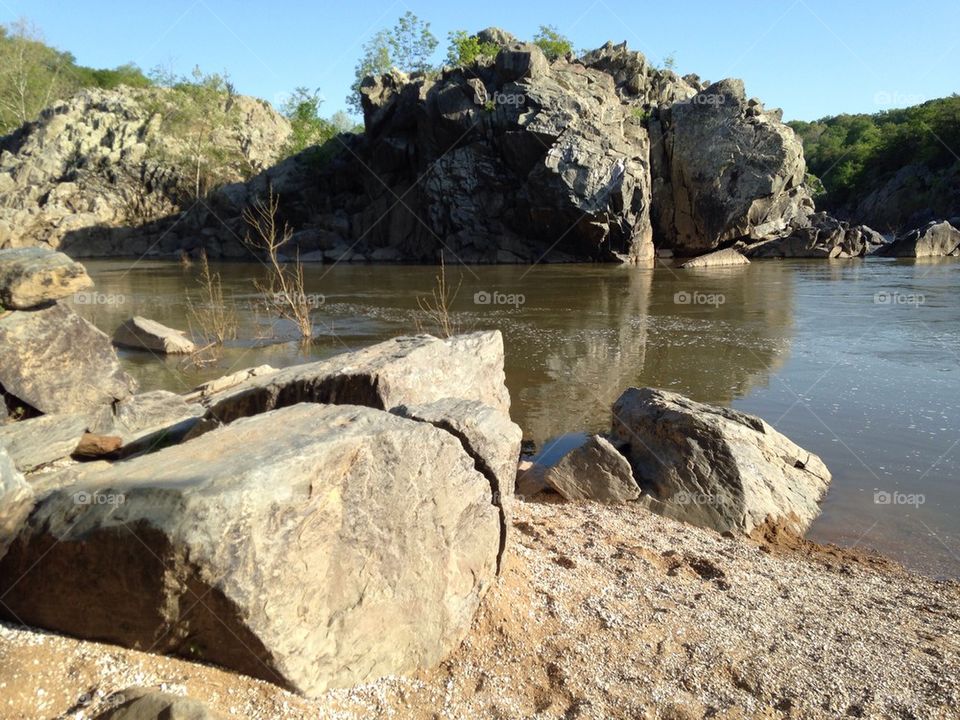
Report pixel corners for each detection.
[2,0,958,122]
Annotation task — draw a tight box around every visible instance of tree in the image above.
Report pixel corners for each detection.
[445,30,499,67]
[0,19,72,132]
[280,87,336,156]
[346,12,437,113]
[532,25,572,62]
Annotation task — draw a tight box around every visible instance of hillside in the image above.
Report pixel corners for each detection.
[789,95,960,231]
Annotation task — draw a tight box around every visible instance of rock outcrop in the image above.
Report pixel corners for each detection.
[543,434,640,503]
[0,87,289,253]
[112,316,196,355]
[0,403,501,696]
[0,36,820,263]
[0,247,92,309]
[610,387,831,535]
[649,79,813,253]
[744,211,887,258]
[875,220,960,258]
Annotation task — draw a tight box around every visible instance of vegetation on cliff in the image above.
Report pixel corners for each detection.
[789,95,960,223]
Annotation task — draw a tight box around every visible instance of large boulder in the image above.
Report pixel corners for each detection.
[112,316,196,355]
[610,387,831,535]
[875,220,960,258]
[94,688,223,720]
[651,79,813,253]
[0,247,93,309]
[198,332,510,427]
[543,434,640,503]
[0,303,136,414]
[0,403,501,696]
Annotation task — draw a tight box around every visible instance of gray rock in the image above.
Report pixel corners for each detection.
[199,331,510,428]
[391,397,522,569]
[184,365,276,400]
[515,460,550,498]
[680,247,750,268]
[0,403,500,696]
[0,445,33,560]
[90,390,204,457]
[495,43,551,82]
[0,413,89,472]
[610,387,831,535]
[654,79,813,253]
[876,220,960,258]
[746,213,884,259]
[112,316,196,354]
[94,688,222,720]
[0,87,290,254]
[0,247,93,309]
[544,435,640,503]
[0,303,136,414]
[475,27,518,48]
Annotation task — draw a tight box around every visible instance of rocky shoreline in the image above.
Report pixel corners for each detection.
[1,500,957,719]
[1,248,958,718]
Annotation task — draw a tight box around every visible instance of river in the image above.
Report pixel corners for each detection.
[70,257,960,579]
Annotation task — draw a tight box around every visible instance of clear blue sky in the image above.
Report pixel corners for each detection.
[3,0,958,121]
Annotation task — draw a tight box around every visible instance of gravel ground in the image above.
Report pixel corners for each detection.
[1,498,958,720]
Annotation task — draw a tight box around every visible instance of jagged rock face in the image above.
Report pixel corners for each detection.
[876,220,960,257]
[650,79,813,253]
[332,45,658,264]
[0,87,289,252]
[744,211,886,259]
[0,43,815,261]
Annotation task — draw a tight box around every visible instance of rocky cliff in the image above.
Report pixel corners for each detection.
[0,35,818,261]
[0,86,290,253]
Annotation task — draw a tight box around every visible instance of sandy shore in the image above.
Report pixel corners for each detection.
[1,498,958,720]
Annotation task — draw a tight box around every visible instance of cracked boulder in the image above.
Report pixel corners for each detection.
[391,397,522,569]
[0,403,500,696]
[610,387,831,535]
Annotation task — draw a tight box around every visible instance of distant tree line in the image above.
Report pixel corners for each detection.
[789,96,960,209]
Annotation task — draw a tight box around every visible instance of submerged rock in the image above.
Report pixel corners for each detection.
[0,247,93,309]
[112,316,196,355]
[0,403,501,696]
[680,247,751,269]
[610,387,831,535]
[0,302,136,415]
[544,434,640,503]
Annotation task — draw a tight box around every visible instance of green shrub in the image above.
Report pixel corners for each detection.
[532,25,572,61]
[446,30,499,67]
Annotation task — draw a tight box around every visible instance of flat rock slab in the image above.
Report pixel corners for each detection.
[680,247,750,268]
[113,316,196,355]
[0,403,500,696]
[0,247,93,310]
[544,434,640,503]
[611,387,831,535]
[199,331,510,426]
[91,390,204,458]
[0,303,136,415]
[0,413,89,472]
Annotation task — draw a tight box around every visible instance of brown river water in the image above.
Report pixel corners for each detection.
[69,257,960,579]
